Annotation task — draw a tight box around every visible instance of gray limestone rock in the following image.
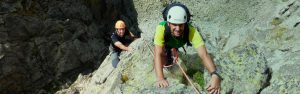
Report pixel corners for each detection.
[1,0,300,93]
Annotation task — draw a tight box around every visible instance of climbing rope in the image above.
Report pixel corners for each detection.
[144,40,200,94]
[172,48,201,94]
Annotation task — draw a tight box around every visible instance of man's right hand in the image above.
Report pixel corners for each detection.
[126,47,133,52]
[157,79,169,88]
[205,74,221,94]
[154,45,168,88]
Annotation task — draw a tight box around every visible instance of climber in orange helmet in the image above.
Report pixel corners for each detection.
[110,20,136,68]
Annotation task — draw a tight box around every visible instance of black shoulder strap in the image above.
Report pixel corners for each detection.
[184,23,192,46]
[164,23,171,43]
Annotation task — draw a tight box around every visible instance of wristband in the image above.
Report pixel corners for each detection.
[211,71,223,80]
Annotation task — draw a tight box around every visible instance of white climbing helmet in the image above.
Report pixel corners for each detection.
[167,6,187,24]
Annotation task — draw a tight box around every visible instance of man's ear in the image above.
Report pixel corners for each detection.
[167,22,170,27]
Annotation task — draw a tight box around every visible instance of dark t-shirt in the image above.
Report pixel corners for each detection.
[110,30,130,52]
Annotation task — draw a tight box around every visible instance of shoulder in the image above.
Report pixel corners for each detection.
[159,21,167,26]
[154,21,166,46]
[187,23,205,48]
[111,32,118,40]
[155,22,166,36]
[187,23,196,31]
[125,29,130,35]
[187,23,199,35]
[111,32,116,37]
[156,21,166,33]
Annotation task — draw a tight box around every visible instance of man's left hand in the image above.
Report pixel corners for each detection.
[126,47,133,52]
[205,74,221,94]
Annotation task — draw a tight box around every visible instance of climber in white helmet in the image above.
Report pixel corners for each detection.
[153,2,222,94]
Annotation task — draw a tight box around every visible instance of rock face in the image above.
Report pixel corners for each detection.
[2,0,300,94]
[177,0,300,93]
[58,0,300,94]
[57,0,300,94]
[56,38,202,94]
[0,0,139,93]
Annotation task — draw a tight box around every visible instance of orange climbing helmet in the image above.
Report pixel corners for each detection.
[115,20,126,29]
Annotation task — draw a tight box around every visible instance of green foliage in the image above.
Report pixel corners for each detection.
[271,26,287,39]
[193,71,205,88]
[271,17,283,26]
[121,74,129,83]
[285,35,294,40]
[60,91,67,94]
[186,69,204,89]
[161,0,169,7]
[282,0,289,2]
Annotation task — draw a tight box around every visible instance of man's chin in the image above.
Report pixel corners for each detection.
[174,35,181,37]
[174,33,181,37]
[173,31,182,37]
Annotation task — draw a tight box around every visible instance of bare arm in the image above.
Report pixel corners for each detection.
[197,45,221,94]
[129,31,138,40]
[114,41,131,51]
[197,45,216,73]
[154,45,165,81]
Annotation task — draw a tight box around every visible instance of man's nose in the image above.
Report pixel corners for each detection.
[174,26,180,31]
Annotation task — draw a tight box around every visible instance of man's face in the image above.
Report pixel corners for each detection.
[116,28,125,37]
[168,22,185,37]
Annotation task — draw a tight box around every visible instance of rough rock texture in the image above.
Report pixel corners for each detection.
[2,0,300,94]
[58,0,300,94]
[56,38,203,94]
[0,0,139,93]
[178,0,300,93]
